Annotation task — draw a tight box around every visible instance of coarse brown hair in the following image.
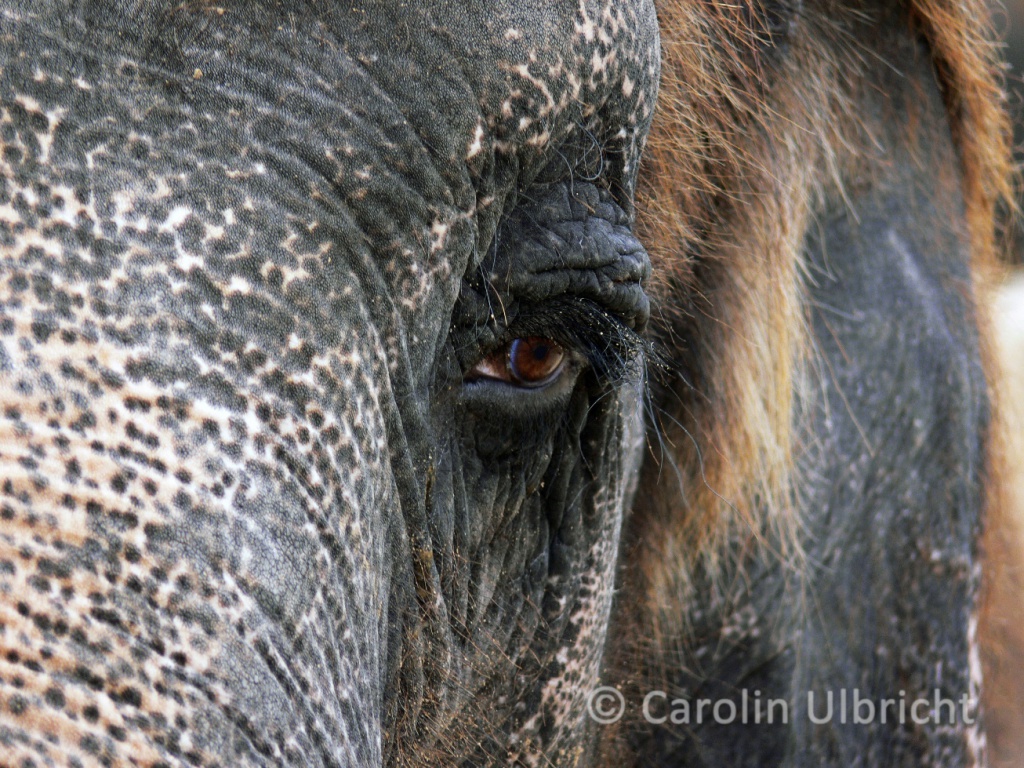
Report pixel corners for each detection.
[610,0,1015,761]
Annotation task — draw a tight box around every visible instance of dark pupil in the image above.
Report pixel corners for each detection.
[509,337,564,385]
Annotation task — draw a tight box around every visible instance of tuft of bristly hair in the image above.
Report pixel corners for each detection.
[605,0,1015,748]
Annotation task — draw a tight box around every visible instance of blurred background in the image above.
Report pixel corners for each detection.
[989,5,1024,768]
[996,0,1024,261]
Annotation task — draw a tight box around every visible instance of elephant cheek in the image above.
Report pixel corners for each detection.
[0,304,405,767]
[506,381,646,761]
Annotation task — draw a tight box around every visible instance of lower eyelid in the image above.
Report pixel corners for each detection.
[460,359,582,416]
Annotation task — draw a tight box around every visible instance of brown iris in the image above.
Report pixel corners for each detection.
[508,337,565,386]
[466,337,566,387]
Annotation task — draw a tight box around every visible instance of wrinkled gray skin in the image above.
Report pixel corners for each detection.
[0,1,658,765]
[0,0,998,767]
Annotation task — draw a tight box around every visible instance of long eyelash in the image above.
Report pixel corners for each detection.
[502,298,662,384]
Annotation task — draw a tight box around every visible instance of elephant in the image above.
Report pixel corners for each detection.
[0,0,1013,766]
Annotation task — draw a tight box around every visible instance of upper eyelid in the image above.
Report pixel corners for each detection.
[489,300,609,347]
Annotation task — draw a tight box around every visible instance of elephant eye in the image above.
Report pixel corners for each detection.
[466,337,567,388]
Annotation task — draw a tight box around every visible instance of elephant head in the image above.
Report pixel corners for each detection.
[0,0,1015,767]
[0,0,660,765]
